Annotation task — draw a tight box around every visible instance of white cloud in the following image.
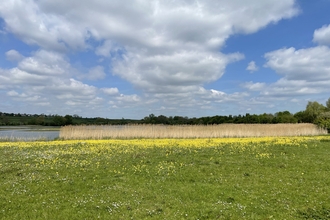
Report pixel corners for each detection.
[95,40,124,57]
[53,78,97,99]
[313,24,330,45]
[18,50,71,76]
[86,66,106,80]
[0,0,301,117]
[246,61,259,72]
[113,51,244,93]
[247,45,330,99]
[0,1,299,92]
[6,50,24,61]
[0,67,49,87]
[116,94,141,103]
[260,79,327,97]
[7,90,20,97]
[0,0,86,51]
[101,87,119,96]
[243,82,266,91]
[265,46,330,82]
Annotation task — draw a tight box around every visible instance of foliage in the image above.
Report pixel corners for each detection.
[1,137,330,219]
[304,101,327,123]
[314,112,330,132]
[1,97,330,126]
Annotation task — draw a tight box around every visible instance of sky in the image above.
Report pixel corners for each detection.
[1,0,330,119]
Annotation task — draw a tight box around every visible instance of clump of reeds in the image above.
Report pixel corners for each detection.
[59,123,328,140]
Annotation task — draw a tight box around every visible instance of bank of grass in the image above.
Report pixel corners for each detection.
[60,123,327,140]
[1,136,330,219]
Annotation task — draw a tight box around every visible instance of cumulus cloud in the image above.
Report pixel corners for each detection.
[113,51,244,93]
[101,87,119,95]
[313,24,330,45]
[264,46,330,82]
[18,50,71,76]
[246,61,259,72]
[243,82,266,91]
[0,0,87,51]
[52,78,97,99]
[86,66,106,80]
[0,0,301,117]
[247,45,330,99]
[116,94,141,103]
[0,1,299,89]
[6,50,24,61]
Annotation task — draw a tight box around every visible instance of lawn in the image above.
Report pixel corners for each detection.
[1,137,330,219]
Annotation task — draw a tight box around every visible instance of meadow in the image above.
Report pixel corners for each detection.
[1,136,330,219]
[59,123,327,139]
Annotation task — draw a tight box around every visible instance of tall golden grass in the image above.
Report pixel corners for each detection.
[59,123,328,139]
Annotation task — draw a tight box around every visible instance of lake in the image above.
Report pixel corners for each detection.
[0,126,60,141]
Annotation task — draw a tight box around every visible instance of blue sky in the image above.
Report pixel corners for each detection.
[1,0,330,119]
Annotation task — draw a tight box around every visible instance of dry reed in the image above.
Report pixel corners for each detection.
[59,123,328,140]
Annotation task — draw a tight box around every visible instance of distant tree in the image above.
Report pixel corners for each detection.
[36,115,45,125]
[53,115,66,126]
[0,115,9,125]
[314,112,330,133]
[326,98,330,110]
[64,115,73,125]
[294,111,309,123]
[143,114,156,124]
[275,111,297,123]
[28,117,37,125]
[156,115,169,124]
[304,101,327,123]
[259,113,274,124]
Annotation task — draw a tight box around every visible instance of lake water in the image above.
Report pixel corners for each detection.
[0,126,60,141]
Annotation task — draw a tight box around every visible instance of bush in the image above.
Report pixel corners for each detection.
[315,112,330,133]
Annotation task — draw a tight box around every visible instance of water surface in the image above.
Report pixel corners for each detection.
[0,126,60,141]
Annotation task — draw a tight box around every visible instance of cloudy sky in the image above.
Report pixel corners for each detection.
[1,0,330,119]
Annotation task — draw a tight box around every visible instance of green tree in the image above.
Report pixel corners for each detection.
[326,98,330,110]
[304,101,327,123]
[0,115,9,125]
[53,115,66,126]
[275,111,297,123]
[294,111,309,123]
[64,115,73,125]
[36,115,45,125]
[314,112,330,133]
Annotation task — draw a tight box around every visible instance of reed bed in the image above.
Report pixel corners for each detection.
[59,123,327,139]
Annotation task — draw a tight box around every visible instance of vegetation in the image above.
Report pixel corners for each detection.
[0,113,139,126]
[1,98,330,132]
[59,124,327,140]
[1,137,330,219]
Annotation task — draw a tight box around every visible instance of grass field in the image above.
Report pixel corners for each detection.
[59,123,327,139]
[1,136,330,219]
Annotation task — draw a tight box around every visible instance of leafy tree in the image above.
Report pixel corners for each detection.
[259,113,274,124]
[143,114,156,124]
[275,111,297,123]
[326,98,330,110]
[156,115,169,124]
[64,115,73,125]
[304,101,327,123]
[53,115,66,126]
[36,115,45,125]
[314,112,330,133]
[0,115,10,125]
[294,111,309,123]
[28,117,37,125]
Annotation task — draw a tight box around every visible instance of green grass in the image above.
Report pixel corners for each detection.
[0,138,330,219]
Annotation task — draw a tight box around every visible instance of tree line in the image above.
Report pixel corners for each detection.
[1,98,330,131]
